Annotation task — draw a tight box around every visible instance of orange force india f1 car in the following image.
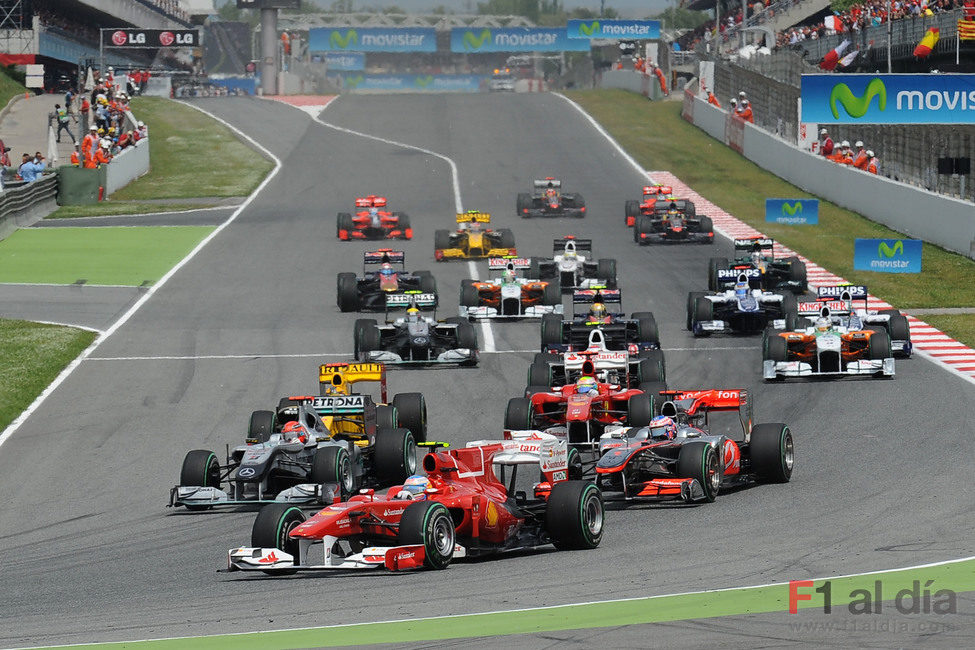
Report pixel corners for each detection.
[459,257,562,320]
[227,434,603,573]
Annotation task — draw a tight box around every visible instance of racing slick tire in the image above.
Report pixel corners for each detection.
[398,501,455,570]
[686,292,706,331]
[624,200,640,226]
[310,446,356,499]
[684,202,697,218]
[626,393,653,427]
[528,257,543,281]
[885,313,911,356]
[567,447,584,480]
[571,194,586,216]
[780,293,799,323]
[377,404,398,430]
[337,212,353,239]
[692,297,713,337]
[597,259,617,287]
[392,393,427,443]
[414,270,437,295]
[434,229,451,256]
[456,321,478,352]
[634,215,653,244]
[634,348,666,381]
[749,423,794,483]
[631,311,660,346]
[337,273,359,312]
[698,216,714,242]
[638,382,667,409]
[396,213,412,239]
[247,410,275,444]
[540,314,563,347]
[516,193,533,217]
[868,329,892,361]
[528,361,553,388]
[542,281,561,306]
[634,357,664,385]
[498,228,516,249]
[676,441,721,503]
[354,318,380,360]
[546,481,604,550]
[374,427,417,485]
[708,257,729,291]
[180,450,221,510]
[459,280,479,307]
[786,257,807,291]
[764,334,788,362]
[252,503,306,573]
[504,397,532,430]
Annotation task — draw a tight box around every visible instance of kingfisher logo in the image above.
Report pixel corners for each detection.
[463,29,491,51]
[765,198,818,225]
[878,240,903,258]
[854,238,921,273]
[830,78,887,119]
[579,21,600,36]
[330,29,357,49]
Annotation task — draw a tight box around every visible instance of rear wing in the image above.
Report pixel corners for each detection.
[658,388,753,437]
[798,300,850,316]
[533,178,562,189]
[715,268,761,283]
[553,236,592,254]
[817,285,868,301]
[355,195,387,208]
[318,362,387,402]
[364,249,405,268]
[476,431,569,481]
[488,256,531,272]
[385,292,437,309]
[457,211,491,224]
[734,237,774,251]
[572,287,622,305]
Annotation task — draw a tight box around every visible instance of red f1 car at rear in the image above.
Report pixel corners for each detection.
[337,195,413,241]
[595,389,794,502]
[227,436,603,573]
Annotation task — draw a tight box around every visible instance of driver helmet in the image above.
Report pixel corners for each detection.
[816,316,831,333]
[368,207,381,226]
[468,219,481,232]
[395,474,430,500]
[576,376,598,394]
[564,248,576,260]
[545,188,557,199]
[648,415,677,440]
[281,421,307,444]
[589,302,607,320]
[406,306,420,323]
[735,279,749,299]
[750,251,763,265]
[379,262,395,277]
[502,269,516,284]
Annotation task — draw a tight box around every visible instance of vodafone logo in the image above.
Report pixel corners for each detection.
[159,31,174,46]
[112,31,127,46]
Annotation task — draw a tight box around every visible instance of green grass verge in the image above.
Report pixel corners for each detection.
[46,202,222,219]
[109,97,272,201]
[564,90,975,332]
[0,226,214,285]
[0,319,95,431]
[916,314,975,347]
[41,557,975,649]
[0,66,27,112]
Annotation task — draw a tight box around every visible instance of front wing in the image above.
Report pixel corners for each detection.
[763,358,894,380]
[170,483,339,509]
[436,246,516,260]
[362,347,478,366]
[460,303,563,321]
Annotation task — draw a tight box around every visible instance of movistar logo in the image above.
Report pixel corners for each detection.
[345,75,363,89]
[415,75,433,88]
[463,29,491,51]
[830,78,887,119]
[878,240,903,258]
[330,29,357,49]
[579,21,600,36]
[781,201,803,216]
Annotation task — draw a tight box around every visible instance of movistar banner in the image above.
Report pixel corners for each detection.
[324,52,365,71]
[334,72,487,92]
[567,19,660,40]
[801,74,975,124]
[853,238,922,273]
[765,198,819,225]
[309,27,436,52]
[450,27,590,53]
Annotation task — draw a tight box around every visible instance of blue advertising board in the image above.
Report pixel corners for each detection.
[334,72,487,92]
[309,27,436,52]
[450,27,590,53]
[801,74,975,124]
[765,198,819,225]
[853,238,922,273]
[324,52,365,71]
[566,19,660,40]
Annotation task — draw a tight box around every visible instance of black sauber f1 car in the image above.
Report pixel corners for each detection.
[633,199,714,245]
[337,250,437,312]
[708,237,807,293]
[595,389,794,502]
[354,293,479,366]
[531,237,617,293]
[516,178,586,218]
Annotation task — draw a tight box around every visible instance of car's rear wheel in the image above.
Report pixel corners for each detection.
[631,311,659,346]
[676,441,720,502]
[504,397,532,430]
[397,501,455,570]
[624,200,640,225]
[354,318,380,360]
[626,393,653,427]
[540,314,563,347]
[634,215,653,243]
[546,481,603,550]
[397,213,411,239]
[886,314,911,356]
[460,280,479,307]
[708,257,729,291]
[699,216,714,241]
[251,504,306,573]
[376,404,397,430]
[374,427,417,485]
[498,228,515,248]
[392,393,427,443]
[247,410,274,443]
[337,273,358,312]
[516,193,532,216]
[309,446,356,499]
[528,360,552,388]
[786,256,807,290]
[764,334,788,362]
[456,321,478,352]
[434,229,450,254]
[597,259,617,287]
[543,281,560,306]
[749,423,794,483]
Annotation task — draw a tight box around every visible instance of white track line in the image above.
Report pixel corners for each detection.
[29,319,103,334]
[268,96,497,353]
[0,104,282,452]
[32,205,238,221]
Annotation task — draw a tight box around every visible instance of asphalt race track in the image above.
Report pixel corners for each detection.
[0,94,972,647]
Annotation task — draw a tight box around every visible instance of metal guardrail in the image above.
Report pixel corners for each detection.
[0,175,57,221]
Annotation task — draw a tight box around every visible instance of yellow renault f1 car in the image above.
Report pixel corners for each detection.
[434,211,517,261]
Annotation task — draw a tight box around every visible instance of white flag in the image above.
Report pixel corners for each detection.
[839,50,860,67]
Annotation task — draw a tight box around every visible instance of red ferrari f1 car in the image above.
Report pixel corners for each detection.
[337,195,412,241]
[227,436,603,573]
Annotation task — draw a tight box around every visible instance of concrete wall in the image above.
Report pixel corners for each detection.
[78,0,187,28]
[104,137,149,196]
[599,69,665,100]
[683,90,975,258]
